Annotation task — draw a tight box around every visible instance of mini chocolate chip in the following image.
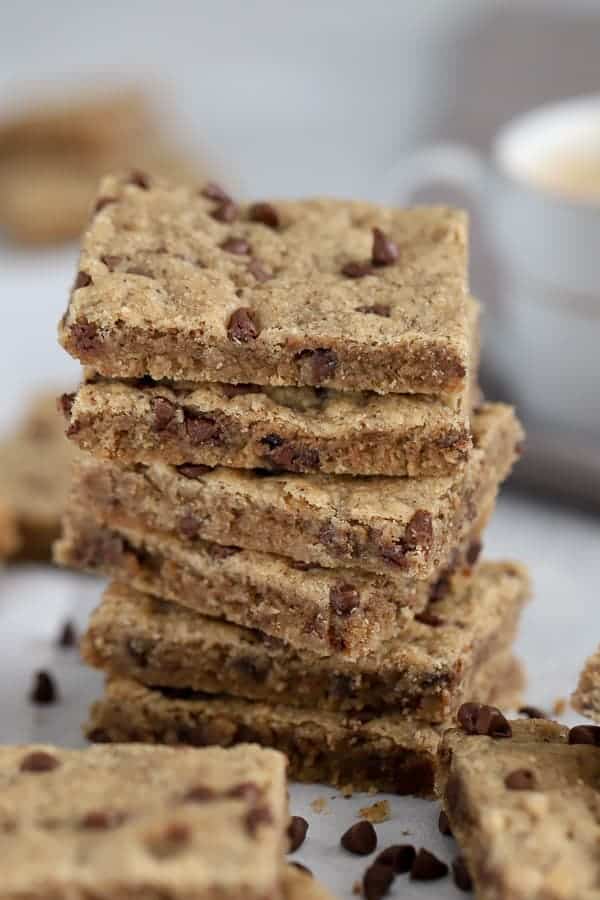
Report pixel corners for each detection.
[100,254,123,271]
[295,348,338,383]
[375,845,416,873]
[212,200,238,223]
[330,583,360,616]
[569,725,600,746]
[457,703,512,738]
[247,259,273,282]
[58,393,75,419]
[249,202,280,228]
[80,810,126,829]
[371,227,399,266]
[227,307,260,342]
[356,303,391,316]
[363,863,394,900]
[505,768,537,790]
[71,320,100,353]
[30,671,58,705]
[185,412,222,445]
[221,237,251,255]
[410,848,448,881]
[290,862,313,877]
[183,785,216,803]
[179,513,201,540]
[94,195,116,213]
[221,383,263,398]
[453,855,473,892]
[405,509,433,550]
[151,397,178,432]
[288,816,309,852]
[414,610,445,627]
[438,809,452,836]
[57,620,77,648]
[341,821,377,855]
[466,540,482,566]
[20,751,59,772]
[177,464,212,478]
[202,182,232,203]
[245,804,273,836]
[128,170,150,189]
[74,271,92,289]
[341,260,373,278]
[518,705,547,720]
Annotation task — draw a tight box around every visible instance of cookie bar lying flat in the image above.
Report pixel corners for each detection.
[572,647,600,721]
[0,392,78,559]
[87,656,523,798]
[439,717,600,900]
[82,562,529,721]
[59,175,470,396]
[66,402,520,578]
[0,742,288,900]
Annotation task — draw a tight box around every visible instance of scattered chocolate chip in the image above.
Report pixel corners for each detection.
[371,227,399,266]
[212,200,238,223]
[30,670,57,705]
[183,785,216,803]
[151,397,178,432]
[288,816,309,852]
[57,620,77,649]
[20,751,59,772]
[505,768,537,790]
[466,540,482,566]
[341,260,373,278]
[94,195,116,213]
[58,393,75,419]
[221,383,263,398]
[438,809,452,836]
[295,348,338,383]
[80,810,126,829]
[146,822,190,857]
[128,170,150,189]
[227,782,261,802]
[245,804,273,837]
[247,258,273,281]
[177,464,212,479]
[179,513,201,540]
[226,308,260,346]
[330,583,360,617]
[249,202,280,228]
[375,844,416,873]
[518,705,547,720]
[405,509,433,550]
[363,862,394,900]
[410,848,448,881]
[356,303,391,316]
[290,862,313,877]
[381,542,408,568]
[457,703,512,738]
[341,820,377,855]
[569,725,600,746]
[100,254,123,271]
[71,320,100,353]
[220,236,251,255]
[74,271,92,289]
[185,412,222,445]
[202,182,232,203]
[453,855,473,892]
[414,610,445,627]
[260,435,320,471]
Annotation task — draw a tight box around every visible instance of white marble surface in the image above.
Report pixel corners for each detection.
[1,493,597,898]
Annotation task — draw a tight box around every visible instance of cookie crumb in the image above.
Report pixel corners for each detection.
[359,800,391,824]
[310,797,329,815]
[553,697,568,716]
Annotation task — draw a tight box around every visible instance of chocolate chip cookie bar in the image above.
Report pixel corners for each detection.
[572,647,600,721]
[59,174,471,396]
[86,655,523,797]
[81,562,529,721]
[439,715,600,900]
[0,392,79,559]
[0,742,288,900]
[64,402,520,579]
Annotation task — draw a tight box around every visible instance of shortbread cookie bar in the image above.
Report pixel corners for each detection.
[59,175,471,396]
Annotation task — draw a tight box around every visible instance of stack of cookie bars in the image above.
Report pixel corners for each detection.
[55,173,528,796]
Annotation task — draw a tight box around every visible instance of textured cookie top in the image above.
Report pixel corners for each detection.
[59,174,469,394]
[0,743,287,894]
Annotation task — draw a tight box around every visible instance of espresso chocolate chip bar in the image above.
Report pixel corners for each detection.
[0,742,288,900]
[81,562,529,721]
[572,647,600,722]
[439,717,600,900]
[64,403,520,579]
[86,655,523,798]
[59,174,471,396]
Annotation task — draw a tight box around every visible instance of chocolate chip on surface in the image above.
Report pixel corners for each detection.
[201,182,231,203]
[247,258,273,282]
[341,260,373,278]
[330,583,360,616]
[287,816,309,852]
[185,413,222,445]
[20,751,60,772]
[183,785,216,803]
[151,397,178,432]
[211,200,238,223]
[363,862,395,900]
[74,270,92,289]
[57,620,77,649]
[414,610,445,627]
[375,844,416,873]
[100,254,122,271]
[341,820,377,855]
[146,822,191,858]
[356,303,391,316]
[457,703,512,738]
[94,195,116,213]
[438,809,453,836]
[405,509,433,550]
[58,392,76,418]
[177,464,213,479]
[372,227,399,266]
[452,855,473,892]
[249,202,280,228]
[518,705,547,719]
[80,810,127,829]
[260,436,320,471]
[179,513,201,540]
[128,170,150,189]
[227,781,261,802]
[295,347,338,382]
[30,670,58,705]
[227,307,260,342]
[245,804,273,837]
[71,320,100,353]
[505,768,537,790]
[569,725,600,746]
[410,848,448,881]
[220,236,251,255]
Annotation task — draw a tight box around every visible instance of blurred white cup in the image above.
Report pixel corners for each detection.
[384,94,600,438]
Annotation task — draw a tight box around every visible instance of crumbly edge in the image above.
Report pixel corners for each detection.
[572,649,600,722]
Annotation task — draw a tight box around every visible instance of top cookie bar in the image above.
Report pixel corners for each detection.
[59,174,469,395]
